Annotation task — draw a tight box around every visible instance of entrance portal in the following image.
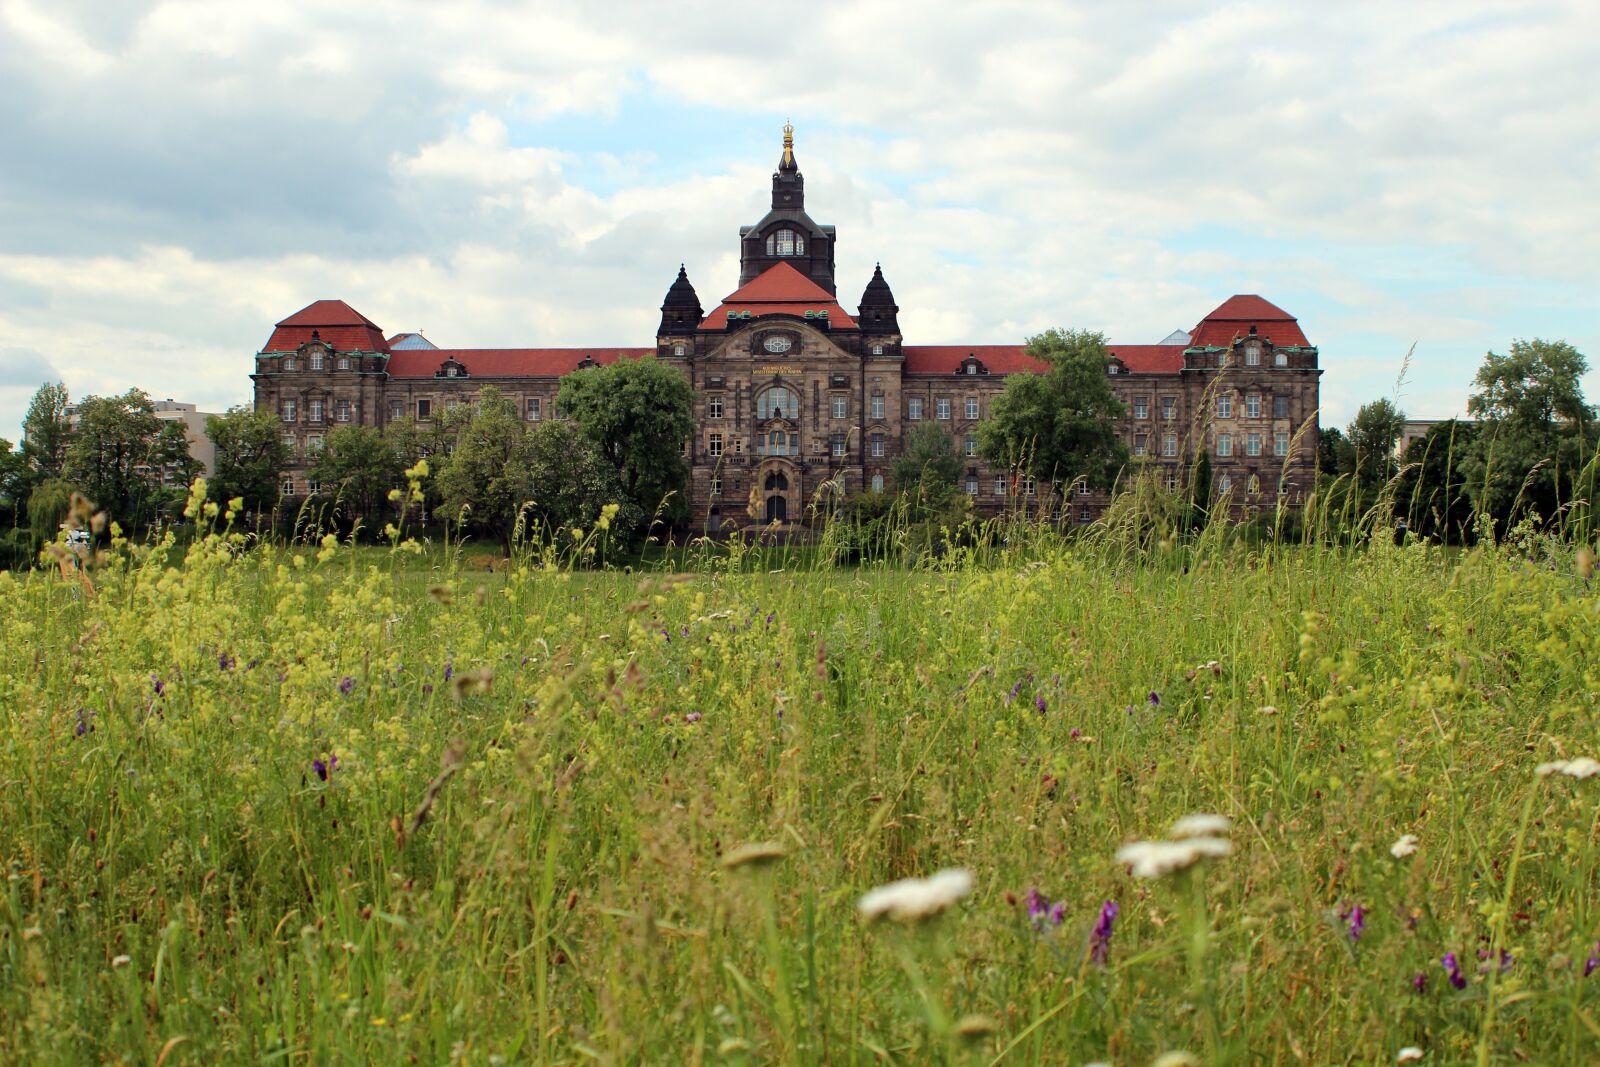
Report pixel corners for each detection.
[764,494,788,524]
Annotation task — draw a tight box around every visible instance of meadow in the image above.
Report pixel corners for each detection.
[2,497,1599,1065]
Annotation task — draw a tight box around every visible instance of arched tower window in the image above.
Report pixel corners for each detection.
[757,386,799,421]
[765,228,805,257]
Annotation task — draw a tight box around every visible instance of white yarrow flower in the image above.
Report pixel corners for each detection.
[1390,834,1420,859]
[1169,813,1233,840]
[1116,837,1232,879]
[858,868,973,923]
[1536,757,1600,779]
[1396,1047,1424,1062]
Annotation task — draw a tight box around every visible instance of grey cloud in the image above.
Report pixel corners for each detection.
[0,347,63,387]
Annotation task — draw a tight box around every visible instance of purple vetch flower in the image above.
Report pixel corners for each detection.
[422,683,433,695]
[442,660,454,681]
[1024,889,1050,928]
[1049,901,1066,926]
[520,656,530,666]
[219,651,236,671]
[685,712,702,723]
[1348,903,1366,942]
[1585,943,1600,977]
[1090,900,1119,965]
[1441,952,1467,990]
[1034,694,1047,715]
[1477,948,1513,974]
[74,708,96,736]
[246,658,260,670]
[312,754,338,781]
[680,625,689,638]
[1411,971,1428,994]
[765,613,774,626]
[661,628,671,642]
[337,676,355,695]
[1006,679,1023,705]
[151,674,165,697]
[1148,690,1161,706]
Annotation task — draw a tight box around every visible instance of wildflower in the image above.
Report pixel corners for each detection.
[1024,888,1050,927]
[1169,813,1232,840]
[765,613,774,626]
[1148,691,1161,706]
[858,868,973,923]
[1348,903,1367,942]
[1390,834,1420,859]
[1090,899,1118,965]
[1585,942,1599,977]
[74,708,95,737]
[1115,837,1232,879]
[313,754,338,781]
[1258,705,1280,715]
[1441,952,1466,989]
[219,651,236,671]
[1411,971,1427,993]
[338,676,355,696]
[1034,694,1047,714]
[111,955,131,968]
[720,841,786,870]
[1536,757,1600,779]
[685,712,702,723]
[442,659,454,682]
[1007,679,1023,705]
[151,674,165,697]
[1397,1048,1423,1062]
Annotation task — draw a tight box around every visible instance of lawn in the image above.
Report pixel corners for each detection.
[2,521,1597,1064]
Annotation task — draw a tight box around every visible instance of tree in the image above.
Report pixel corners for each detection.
[523,421,640,542]
[557,357,695,523]
[207,407,292,512]
[63,389,167,523]
[311,426,402,526]
[1317,426,1350,476]
[1467,338,1593,432]
[1394,419,1479,543]
[978,328,1128,495]
[21,382,71,480]
[1347,398,1406,488]
[0,441,28,528]
[435,387,534,543]
[891,422,962,499]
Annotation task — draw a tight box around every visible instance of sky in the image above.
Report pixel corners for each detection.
[1,0,1596,440]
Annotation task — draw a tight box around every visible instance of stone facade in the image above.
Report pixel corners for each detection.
[252,126,1321,529]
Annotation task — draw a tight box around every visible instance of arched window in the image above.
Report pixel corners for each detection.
[764,471,790,492]
[757,386,798,420]
[309,350,324,371]
[765,228,804,256]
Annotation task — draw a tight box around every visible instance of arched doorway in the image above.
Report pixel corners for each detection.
[764,470,790,524]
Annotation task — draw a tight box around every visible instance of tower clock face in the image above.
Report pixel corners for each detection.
[762,335,792,354]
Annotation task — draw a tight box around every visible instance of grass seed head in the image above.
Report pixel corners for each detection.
[720,841,787,871]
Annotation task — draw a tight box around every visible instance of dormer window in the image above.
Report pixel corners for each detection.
[446,366,458,377]
[871,344,883,355]
[765,228,804,256]
[309,350,324,371]
[577,355,597,369]
[956,355,989,376]
[437,358,468,378]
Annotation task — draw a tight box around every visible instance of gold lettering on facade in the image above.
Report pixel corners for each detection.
[756,364,800,376]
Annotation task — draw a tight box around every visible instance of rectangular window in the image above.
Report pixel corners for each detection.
[1134,433,1148,456]
[282,399,297,422]
[309,351,323,371]
[871,394,885,420]
[936,398,951,420]
[417,399,431,420]
[908,398,923,420]
[307,434,323,454]
[1218,432,1233,457]
[281,478,294,495]
[445,397,460,411]
[309,399,323,423]
[871,474,884,492]
[307,479,320,495]
[337,399,351,422]
[708,433,723,457]
[870,433,884,457]
[965,397,979,420]
[1273,395,1289,419]
[994,475,1007,496]
[1246,346,1261,367]
[1023,475,1037,497]
[709,476,721,496]
[1079,506,1092,523]
[966,477,978,497]
[337,356,350,370]
[708,396,723,419]
[1134,396,1149,419]
[1162,433,1178,457]
[1246,394,1261,419]
[1219,473,1233,494]
[831,431,846,456]
[1246,432,1262,456]
[388,400,403,421]
[282,433,296,453]
[1165,473,1179,491]
[527,397,542,421]
[964,436,977,457]
[1274,431,1290,457]
[1162,396,1176,421]
[1217,395,1232,419]
[1248,474,1261,494]
[831,396,847,419]
[1076,480,1090,496]
[734,437,743,454]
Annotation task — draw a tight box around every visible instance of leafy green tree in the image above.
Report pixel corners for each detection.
[1467,338,1593,432]
[1347,398,1406,488]
[1394,419,1479,543]
[311,425,402,525]
[21,382,71,480]
[435,387,534,544]
[1317,426,1349,475]
[523,421,640,541]
[1189,448,1213,530]
[891,422,962,499]
[0,441,28,528]
[207,407,291,512]
[557,357,694,523]
[978,328,1128,494]
[27,477,72,547]
[63,389,167,522]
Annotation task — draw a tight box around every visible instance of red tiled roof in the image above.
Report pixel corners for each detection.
[1189,294,1309,348]
[902,345,1045,374]
[1106,344,1187,374]
[385,348,653,379]
[700,262,857,329]
[263,299,390,352]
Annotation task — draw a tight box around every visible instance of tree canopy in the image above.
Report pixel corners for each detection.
[435,387,535,542]
[311,426,402,525]
[978,328,1128,493]
[21,382,71,480]
[1346,398,1406,487]
[891,422,962,500]
[207,407,291,514]
[62,389,178,523]
[557,357,695,524]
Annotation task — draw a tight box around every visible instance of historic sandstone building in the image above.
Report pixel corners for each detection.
[253,127,1321,530]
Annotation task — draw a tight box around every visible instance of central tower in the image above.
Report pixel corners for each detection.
[737,123,837,294]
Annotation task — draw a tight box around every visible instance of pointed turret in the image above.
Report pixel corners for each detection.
[771,120,804,211]
[658,264,703,337]
[857,263,900,335]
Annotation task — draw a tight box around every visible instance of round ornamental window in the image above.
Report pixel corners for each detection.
[762,335,792,354]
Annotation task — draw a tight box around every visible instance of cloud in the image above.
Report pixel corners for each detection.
[0,346,62,387]
[0,0,1596,436]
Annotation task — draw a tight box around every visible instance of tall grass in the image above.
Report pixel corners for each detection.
[2,483,1598,1064]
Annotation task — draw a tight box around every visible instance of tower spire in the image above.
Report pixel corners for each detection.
[780,120,796,171]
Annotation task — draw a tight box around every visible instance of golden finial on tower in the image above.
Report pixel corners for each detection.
[782,120,794,167]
